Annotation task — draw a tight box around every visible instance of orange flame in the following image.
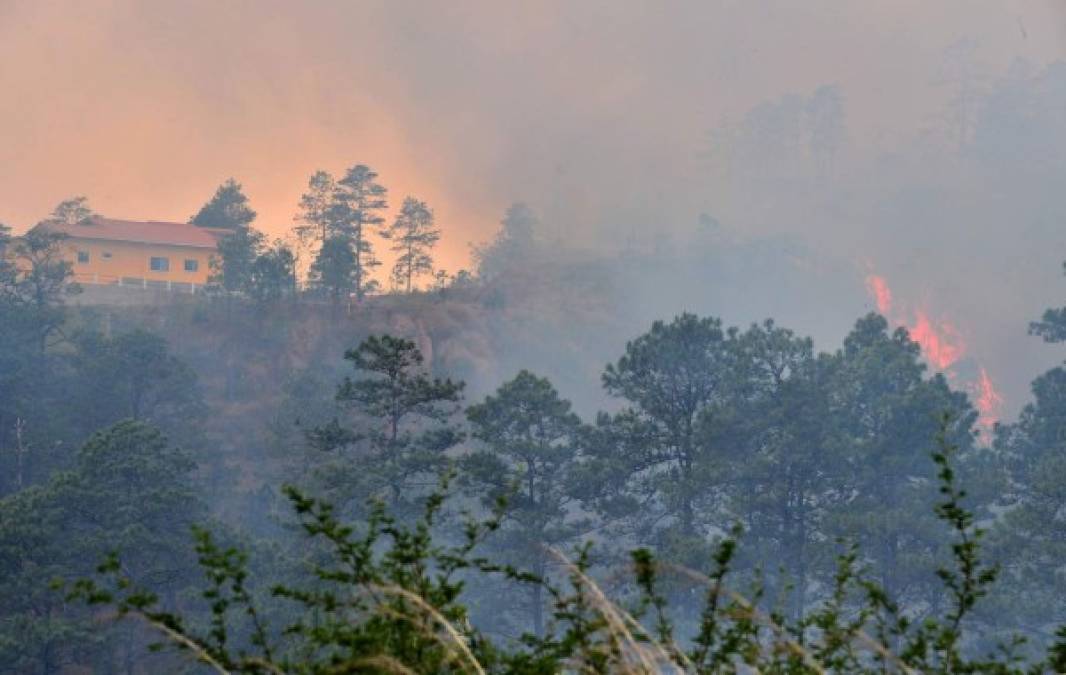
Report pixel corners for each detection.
[865,274,892,315]
[973,367,1004,433]
[907,310,965,371]
[863,271,1002,439]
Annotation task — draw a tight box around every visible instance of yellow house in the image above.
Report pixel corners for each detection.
[34,217,223,291]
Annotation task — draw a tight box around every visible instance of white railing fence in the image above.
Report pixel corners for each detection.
[72,272,201,294]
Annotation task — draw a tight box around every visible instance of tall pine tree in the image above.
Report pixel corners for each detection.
[464,370,589,637]
[293,170,336,252]
[308,335,464,519]
[593,314,738,552]
[384,197,439,293]
[331,165,387,300]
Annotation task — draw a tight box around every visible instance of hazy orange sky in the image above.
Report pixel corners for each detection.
[1,0,1063,275]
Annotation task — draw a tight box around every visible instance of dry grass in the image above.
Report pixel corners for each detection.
[120,530,919,675]
[548,546,686,674]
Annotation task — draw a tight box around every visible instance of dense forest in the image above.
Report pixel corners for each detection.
[3,163,1066,673]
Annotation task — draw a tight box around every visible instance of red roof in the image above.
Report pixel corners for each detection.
[36,216,224,249]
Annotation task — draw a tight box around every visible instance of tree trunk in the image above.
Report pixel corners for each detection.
[354,222,365,300]
[354,257,364,301]
[14,418,25,491]
[406,243,414,293]
[532,553,545,638]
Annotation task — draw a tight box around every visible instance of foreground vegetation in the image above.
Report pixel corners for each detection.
[63,422,1066,673]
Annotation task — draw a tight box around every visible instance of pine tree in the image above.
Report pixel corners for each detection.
[4,228,79,353]
[333,165,388,300]
[473,202,538,280]
[190,179,263,293]
[712,320,838,618]
[0,226,78,496]
[594,313,737,549]
[384,197,439,293]
[248,242,296,303]
[308,235,357,302]
[0,420,204,673]
[990,262,1066,633]
[308,335,464,519]
[292,170,336,251]
[824,314,979,610]
[464,370,589,636]
[211,225,265,293]
[190,179,256,230]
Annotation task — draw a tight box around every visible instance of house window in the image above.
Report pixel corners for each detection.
[102,251,112,259]
[76,251,89,263]
[184,259,199,272]
[150,256,170,272]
